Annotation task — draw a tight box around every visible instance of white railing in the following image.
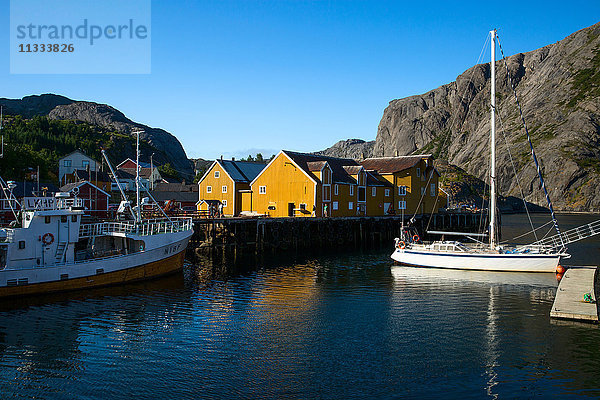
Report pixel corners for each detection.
[532,219,600,250]
[79,217,193,238]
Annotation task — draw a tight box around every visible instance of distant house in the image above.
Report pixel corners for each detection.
[111,169,136,192]
[361,154,443,215]
[117,158,162,190]
[150,182,199,210]
[63,169,112,193]
[59,150,99,185]
[60,181,111,218]
[249,150,392,217]
[197,159,266,217]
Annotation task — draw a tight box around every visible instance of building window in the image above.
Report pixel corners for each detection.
[349,201,353,210]
[19,241,25,249]
[82,160,90,169]
[350,185,354,196]
[372,187,376,197]
[61,216,67,223]
[222,199,227,207]
[322,167,331,184]
[358,171,365,186]
[323,185,331,202]
[63,160,72,167]
[222,185,227,193]
[333,201,339,210]
[45,216,51,224]
[385,189,390,197]
[431,183,436,196]
[421,187,426,196]
[259,186,266,194]
[214,171,220,178]
[207,186,212,193]
[416,167,420,177]
[398,201,406,209]
[398,186,406,196]
[334,184,339,196]
[358,187,366,202]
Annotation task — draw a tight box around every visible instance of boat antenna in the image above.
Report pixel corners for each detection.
[489,29,497,250]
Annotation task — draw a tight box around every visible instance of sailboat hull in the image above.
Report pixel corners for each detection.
[391,248,560,273]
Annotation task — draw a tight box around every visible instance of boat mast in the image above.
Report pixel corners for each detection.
[135,131,141,223]
[489,29,497,250]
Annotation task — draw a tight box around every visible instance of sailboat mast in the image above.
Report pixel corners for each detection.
[490,29,497,250]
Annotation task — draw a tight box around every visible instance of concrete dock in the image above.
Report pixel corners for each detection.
[550,267,598,323]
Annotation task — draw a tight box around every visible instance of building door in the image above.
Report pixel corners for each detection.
[288,203,295,217]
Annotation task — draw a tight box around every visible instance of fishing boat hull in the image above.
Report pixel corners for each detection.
[0,231,192,298]
[391,248,561,273]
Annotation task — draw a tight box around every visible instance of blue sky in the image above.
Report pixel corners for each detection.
[1,1,598,160]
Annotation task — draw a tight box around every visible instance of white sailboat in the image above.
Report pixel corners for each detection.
[391,30,569,273]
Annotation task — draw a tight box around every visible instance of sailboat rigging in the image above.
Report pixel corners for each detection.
[391,29,569,272]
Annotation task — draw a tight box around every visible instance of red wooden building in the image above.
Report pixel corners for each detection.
[60,181,111,219]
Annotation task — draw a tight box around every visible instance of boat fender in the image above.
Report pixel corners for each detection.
[556,264,565,274]
[412,234,420,243]
[42,232,54,245]
[397,241,406,249]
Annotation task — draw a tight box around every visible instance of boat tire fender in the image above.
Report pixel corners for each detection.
[42,233,54,245]
[412,234,420,243]
[397,241,406,249]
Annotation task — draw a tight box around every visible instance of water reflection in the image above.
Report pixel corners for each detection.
[0,248,599,398]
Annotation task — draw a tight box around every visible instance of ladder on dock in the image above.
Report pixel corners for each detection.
[531,219,600,250]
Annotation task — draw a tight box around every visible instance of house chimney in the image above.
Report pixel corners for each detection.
[232,157,235,161]
[220,155,223,160]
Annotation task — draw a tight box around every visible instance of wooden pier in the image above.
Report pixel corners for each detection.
[550,267,598,323]
[187,213,485,268]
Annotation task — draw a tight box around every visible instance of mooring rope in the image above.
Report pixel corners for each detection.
[496,34,563,247]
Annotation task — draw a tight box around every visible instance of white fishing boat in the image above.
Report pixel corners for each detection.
[0,132,193,298]
[391,30,570,272]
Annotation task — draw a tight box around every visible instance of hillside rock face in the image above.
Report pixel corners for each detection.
[0,94,194,178]
[314,139,374,159]
[371,22,600,211]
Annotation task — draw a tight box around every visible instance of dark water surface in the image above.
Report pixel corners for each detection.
[0,214,600,399]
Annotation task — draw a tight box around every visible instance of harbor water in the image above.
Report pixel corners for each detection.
[0,214,600,399]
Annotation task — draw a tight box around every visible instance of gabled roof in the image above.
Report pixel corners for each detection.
[59,149,99,164]
[196,199,222,206]
[217,160,266,183]
[361,154,432,174]
[60,181,111,197]
[117,158,152,169]
[282,150,360,185]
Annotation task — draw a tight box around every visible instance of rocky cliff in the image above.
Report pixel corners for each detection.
[314,139,374,160]
[0,94,194,178]
[321,22,600,211]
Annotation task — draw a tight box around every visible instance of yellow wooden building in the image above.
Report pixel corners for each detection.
[361,154,444,215]
[249,150,392,217]
[197,159,266,216]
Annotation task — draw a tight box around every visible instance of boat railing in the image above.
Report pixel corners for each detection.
[79,217,193,238]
